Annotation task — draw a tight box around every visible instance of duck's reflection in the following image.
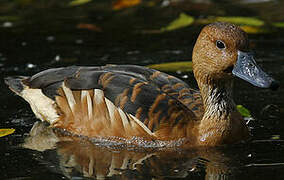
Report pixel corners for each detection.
[23,122,239,179]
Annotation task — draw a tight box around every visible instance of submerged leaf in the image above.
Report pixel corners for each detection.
[0,129,15,137]
[237,105,251,117]
[160,13,194,32]
[147,61,193,72]
[112,0,141,10]
[69,0,92,6]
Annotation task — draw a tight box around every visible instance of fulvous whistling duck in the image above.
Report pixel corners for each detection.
[5,22,279,147]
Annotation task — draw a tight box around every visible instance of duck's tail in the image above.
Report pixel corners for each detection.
[4,76,28,95]
[5,76,60,125]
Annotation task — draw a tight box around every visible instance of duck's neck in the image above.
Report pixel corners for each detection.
[195,76,248,145]
[200,80,236,121]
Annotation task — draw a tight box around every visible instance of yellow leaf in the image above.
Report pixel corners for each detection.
[112,0,141,10]
[69,0,92,6]
[0,129,15,138]
[147,61,193,72]
[161,13,194,32]
[240,25,270,34]
[271,135,280,140]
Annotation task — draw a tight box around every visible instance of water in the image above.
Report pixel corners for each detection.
[0,0,284,179]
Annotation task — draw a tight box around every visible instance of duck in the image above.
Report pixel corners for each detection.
[5,22,279,147]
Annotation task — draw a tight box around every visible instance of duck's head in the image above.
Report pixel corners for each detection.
[192,22,279,90]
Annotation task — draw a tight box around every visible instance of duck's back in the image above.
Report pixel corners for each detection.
[5,65,203,140]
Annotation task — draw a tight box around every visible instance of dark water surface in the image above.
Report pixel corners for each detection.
[1,0,284,179]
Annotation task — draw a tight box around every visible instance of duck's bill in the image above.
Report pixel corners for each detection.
[232,51,279,90]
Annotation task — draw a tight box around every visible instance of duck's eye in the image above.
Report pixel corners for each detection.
[216,40,226,50]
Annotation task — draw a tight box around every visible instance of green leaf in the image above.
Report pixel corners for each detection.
[147,61,193,72]
[69,0,92,6]
[215,16,264,26]
[236,105,251,117]
[272,22,284,28]
[197,16,264,27]
[160,13,194,32]
[0,129,15,138]
[271,135,280,140]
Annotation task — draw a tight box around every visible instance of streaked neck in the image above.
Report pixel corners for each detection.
[201,81,236,120]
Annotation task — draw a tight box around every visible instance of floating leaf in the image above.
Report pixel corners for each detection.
[195,18,214,25]
[271,135,280,140]
[69,0,92,6]
[160,13,194,32]
[197,16,264,26]
[112,0,141,10]
[147,61,193,72]
[272,22,284,28]
[215,16,264,26]
[0,129,15,138]
[240,25,270,34]
[237,105,251,117]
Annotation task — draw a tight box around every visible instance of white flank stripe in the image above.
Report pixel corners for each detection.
[81,90,87,100]
[94,89,104,104]
[81,90,87,101]
[105,98,116,124]
[82,90,93,119]
[129,114,155,137]
[118,108,130,129]
[62,83,76,113]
